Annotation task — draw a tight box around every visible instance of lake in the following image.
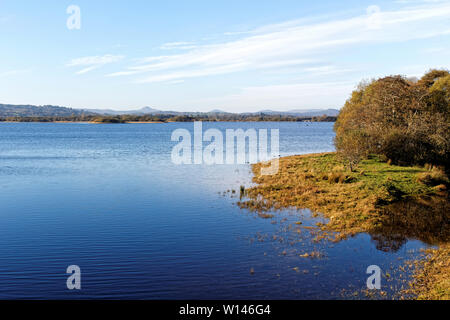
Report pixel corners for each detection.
[0,122,430,299]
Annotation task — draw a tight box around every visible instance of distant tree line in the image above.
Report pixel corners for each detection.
[0,113,337,123]
[0,104,89,117]
[334,69,449,170]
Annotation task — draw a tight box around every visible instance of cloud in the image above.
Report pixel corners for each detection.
[108,2,450,83]
[160,41,198,50]
[303,65,355,76]
[67,54,124,75]
[195,81,356,111]
[134,62,248,83]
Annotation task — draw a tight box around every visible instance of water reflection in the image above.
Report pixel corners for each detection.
[369,196,449,252]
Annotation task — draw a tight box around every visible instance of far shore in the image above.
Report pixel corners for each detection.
[0,120,335,124]
[0,120,167,124]
[0,121,168,124]
[123,121,167,124]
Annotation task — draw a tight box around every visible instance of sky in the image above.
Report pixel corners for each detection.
[0,0,449,113]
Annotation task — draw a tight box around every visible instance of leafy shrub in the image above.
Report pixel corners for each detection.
[335,69,450,168]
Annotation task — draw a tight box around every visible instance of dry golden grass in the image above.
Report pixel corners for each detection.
[238,152,449,299]
[238,152,446,240]
[405,244,450,300]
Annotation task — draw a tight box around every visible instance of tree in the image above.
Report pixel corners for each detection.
[417,69,449,88]
[335,71,449,167]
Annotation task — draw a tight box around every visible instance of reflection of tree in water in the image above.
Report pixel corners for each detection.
[370,233,407,253]
[369,196,449,252]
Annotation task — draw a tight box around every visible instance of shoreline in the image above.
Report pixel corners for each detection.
[0,120,336,124]
[240,152,448,240]
[239,152,449,299]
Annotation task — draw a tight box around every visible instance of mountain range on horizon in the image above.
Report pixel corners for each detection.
[87,106,340,117]
[0,103,340,118]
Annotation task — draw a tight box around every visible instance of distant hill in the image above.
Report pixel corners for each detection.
[1,103,340,118]
[208,109,229,114]
[83,106,234,116]
[256,109,340,117]
[83,106,163,115]
[84,107,340,117]
[288,109,340,117]
[0,104,96,117]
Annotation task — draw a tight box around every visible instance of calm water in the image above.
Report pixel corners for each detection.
[0,122,430,299]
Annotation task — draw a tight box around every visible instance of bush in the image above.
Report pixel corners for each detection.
[418,69,449,88]
[335,70,450,168]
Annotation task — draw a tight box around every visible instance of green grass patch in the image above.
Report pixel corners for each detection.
[238,152,447,240]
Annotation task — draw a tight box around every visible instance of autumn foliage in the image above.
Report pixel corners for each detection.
[334,69,450,169]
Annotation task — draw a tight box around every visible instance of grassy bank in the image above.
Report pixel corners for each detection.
[238,152,449,299]
[239,152,448,240]
[404,244,450,300]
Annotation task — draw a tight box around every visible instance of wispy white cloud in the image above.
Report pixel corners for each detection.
[193,81,356,111]
[134,62,248,83]
[67,54,124,75]
[303,65,355,76]
[107,2,450,83]
[160,41,197,50]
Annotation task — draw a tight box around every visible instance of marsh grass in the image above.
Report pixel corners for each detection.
[403,244,450,300]
[238,152,447,240]
[238,152,449,299]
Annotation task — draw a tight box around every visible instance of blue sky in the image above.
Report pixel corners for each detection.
[0,0,449,112]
